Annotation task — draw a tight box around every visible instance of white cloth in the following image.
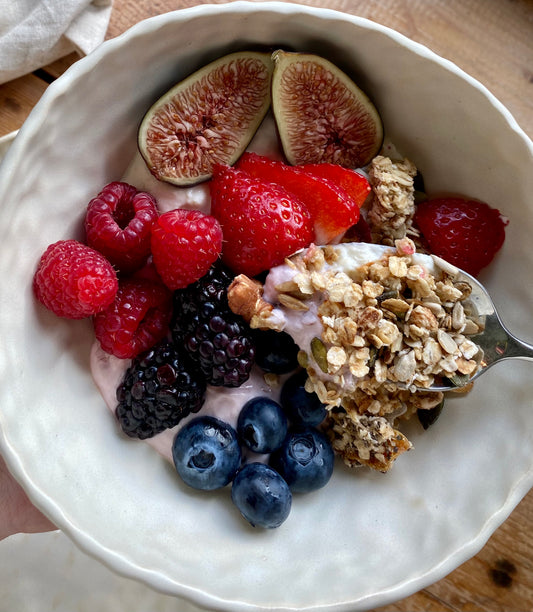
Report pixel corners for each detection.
[0,0,113,85]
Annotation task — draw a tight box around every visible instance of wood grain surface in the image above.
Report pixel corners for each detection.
[1,1,532,610]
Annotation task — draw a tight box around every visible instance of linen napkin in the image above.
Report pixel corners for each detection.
[0,0,113,85]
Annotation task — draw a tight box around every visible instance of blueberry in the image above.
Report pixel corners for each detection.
[231,463,292,528]
[237,397,288,454]
[270,426,334,493]
[252,329,299,374]
[280,370,327,426]
[172,416,241,490]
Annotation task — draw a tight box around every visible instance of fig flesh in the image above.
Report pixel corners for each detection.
[271,50,383,168]
[138,51,274,186]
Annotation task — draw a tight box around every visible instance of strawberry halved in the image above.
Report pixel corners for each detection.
[298,162,371,208]
[209,164,314,277]
[236,152,361,244]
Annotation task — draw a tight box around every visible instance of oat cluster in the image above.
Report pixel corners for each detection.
[367,155,418,245]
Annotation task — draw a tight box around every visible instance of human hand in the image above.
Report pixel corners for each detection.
[0,454,56,540]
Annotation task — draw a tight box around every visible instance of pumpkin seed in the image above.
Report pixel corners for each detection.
[311,337,329,373]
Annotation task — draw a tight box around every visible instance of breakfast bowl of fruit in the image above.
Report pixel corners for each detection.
[1,2,532,610]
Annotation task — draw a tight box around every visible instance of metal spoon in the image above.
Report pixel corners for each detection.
[427,267,533,392]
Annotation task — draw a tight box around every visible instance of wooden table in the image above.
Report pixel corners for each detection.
[1,1,532,610]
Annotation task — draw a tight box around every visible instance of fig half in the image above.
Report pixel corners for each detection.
[138,51,274,186]
[271,50,383,168]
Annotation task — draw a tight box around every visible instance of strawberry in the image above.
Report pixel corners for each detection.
[209,164,314,277]
[414,197,508,276]
[151,209,223,290]
[299,162,370,205]
[236,152,361,244]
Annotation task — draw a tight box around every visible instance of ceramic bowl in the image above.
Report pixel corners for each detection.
[0,3,532,610]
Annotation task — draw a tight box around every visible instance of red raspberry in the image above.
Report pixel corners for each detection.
[93,279,172,359]
[210,164,314,277]
[151,209,223,290]
[85,181,159,274]
[236,152,362,244]
[33,239,118,319]
[129,258,164,285]
[414,197,508,276]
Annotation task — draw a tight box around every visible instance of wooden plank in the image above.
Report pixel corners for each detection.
[41,53,81,80]
[0,74,49,136]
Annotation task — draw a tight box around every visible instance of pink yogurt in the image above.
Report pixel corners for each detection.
[90,341,282,463]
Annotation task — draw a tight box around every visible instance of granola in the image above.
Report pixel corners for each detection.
[227,238,482,472]
[367,155,418,245]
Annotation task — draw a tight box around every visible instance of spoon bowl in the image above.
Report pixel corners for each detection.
[427,265,533,392]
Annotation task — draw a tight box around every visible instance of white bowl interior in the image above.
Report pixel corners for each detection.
[0,3,532,611]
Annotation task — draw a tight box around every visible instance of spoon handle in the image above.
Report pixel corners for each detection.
[475,310,533,369]
[503,330,533,361]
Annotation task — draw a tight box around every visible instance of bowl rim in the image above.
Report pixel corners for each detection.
[0,2,532,610]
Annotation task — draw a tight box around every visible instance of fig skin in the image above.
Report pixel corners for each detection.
[138,51,274,186]
[271,50,384,169]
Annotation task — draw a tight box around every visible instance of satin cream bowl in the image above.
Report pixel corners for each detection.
[0,2,532,610]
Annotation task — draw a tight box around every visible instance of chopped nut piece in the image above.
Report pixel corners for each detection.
[381,297,410,315]
[278,293,309,311]
[358,306,383,331]
[456,357,478,375]
[227,274,283,330]
[274,279,301,294]
[437,329,458,354]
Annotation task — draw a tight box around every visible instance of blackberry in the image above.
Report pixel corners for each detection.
[116,340,206,439]
[172,264,255,387]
